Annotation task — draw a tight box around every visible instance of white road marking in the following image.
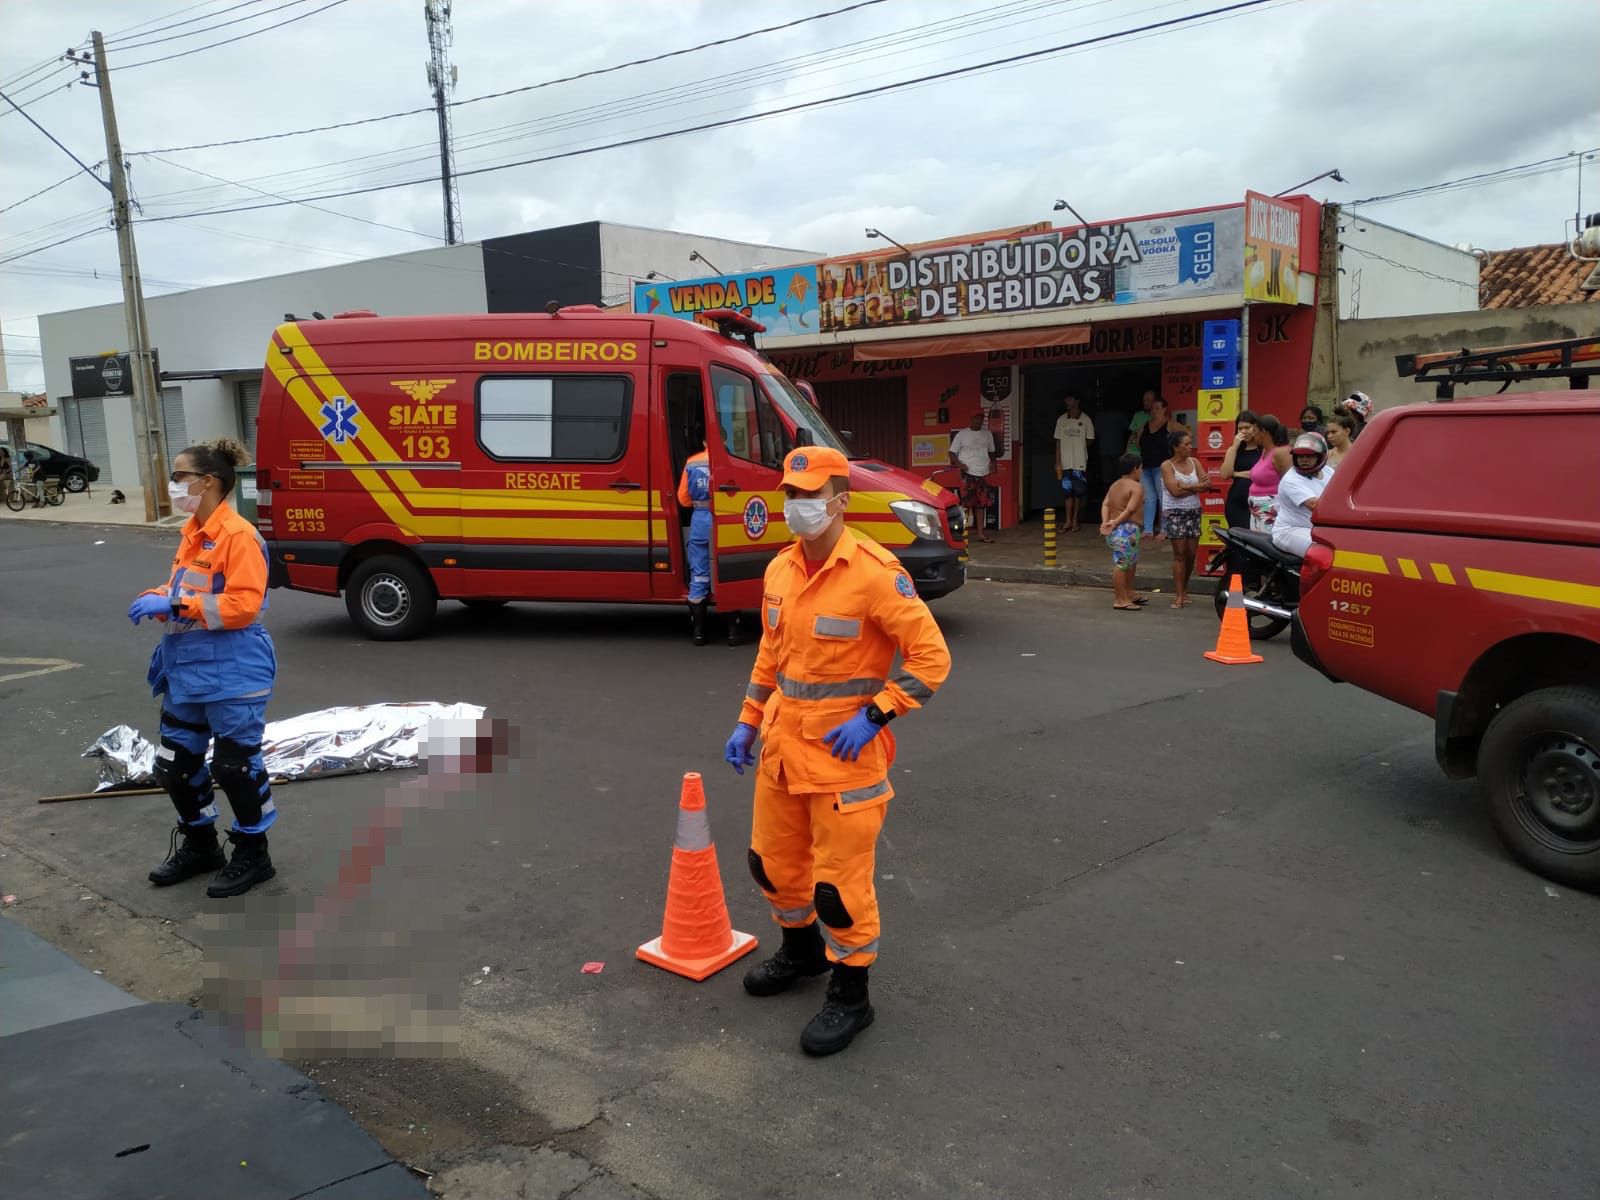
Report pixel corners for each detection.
[0,657,83,684]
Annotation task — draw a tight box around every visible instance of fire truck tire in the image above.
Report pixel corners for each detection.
[345,554,437,641]
[1480,686,1600,893]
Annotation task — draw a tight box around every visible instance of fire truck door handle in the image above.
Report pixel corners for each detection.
[718,482,740,494]
[608,479,643,491]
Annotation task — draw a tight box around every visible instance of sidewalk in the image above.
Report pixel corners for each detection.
[0,916,430,1199]
[1,486,182,530]
[965,516,1222,594]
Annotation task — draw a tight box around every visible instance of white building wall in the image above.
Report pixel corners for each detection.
[37,243,488,479]
[598,223,819,301]
[1336,213,1479,320]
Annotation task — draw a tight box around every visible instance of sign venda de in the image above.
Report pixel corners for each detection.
[633,265,820,337]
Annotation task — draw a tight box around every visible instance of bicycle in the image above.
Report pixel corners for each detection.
[4,472,64,512]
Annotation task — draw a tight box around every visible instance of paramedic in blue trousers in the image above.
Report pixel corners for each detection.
[129,437,280,898]
[679,440,733,646]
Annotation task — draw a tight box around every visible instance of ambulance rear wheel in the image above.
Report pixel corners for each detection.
[346,555,436,641]
[1480,686,1600,893]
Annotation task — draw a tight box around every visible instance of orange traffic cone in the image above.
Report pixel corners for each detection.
[1205,575,1264,665]
[637,772,758,981]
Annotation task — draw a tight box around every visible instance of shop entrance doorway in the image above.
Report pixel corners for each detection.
[813,377,909,467]
[1020,359,1161,517]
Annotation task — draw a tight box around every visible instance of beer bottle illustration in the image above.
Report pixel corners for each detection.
[864,262,882,326]
[842,265,860,328]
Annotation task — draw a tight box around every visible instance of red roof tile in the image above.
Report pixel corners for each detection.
[1479,243,1600,309]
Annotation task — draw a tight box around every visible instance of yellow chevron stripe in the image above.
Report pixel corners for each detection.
[1332,550,1389,575]
[1431,562,1456,585]
[1465,568,1600,610]
[1398,558,1421,580]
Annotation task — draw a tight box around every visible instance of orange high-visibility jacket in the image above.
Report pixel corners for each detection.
[738,529,950,800]
[142,502,275,705]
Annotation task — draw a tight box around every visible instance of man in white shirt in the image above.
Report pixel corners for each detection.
[1052,392,1095,533]
[1271,431,1332,558]
[948,410,999,542]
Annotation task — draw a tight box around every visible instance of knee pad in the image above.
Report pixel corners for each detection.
[814,882,854,929]
[747,849,776,894]
[210,737,263,789]
[153,737,206,793]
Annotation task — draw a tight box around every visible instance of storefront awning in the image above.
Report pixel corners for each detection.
[763,291,1244,357]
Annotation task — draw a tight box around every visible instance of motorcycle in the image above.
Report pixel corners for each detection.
[1210,525,1301,641]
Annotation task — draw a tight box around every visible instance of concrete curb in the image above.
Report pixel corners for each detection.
[967,562,1223,595]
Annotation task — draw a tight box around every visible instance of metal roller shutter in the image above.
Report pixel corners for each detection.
[161,387,188,457]
[237,378,261,456]
[812,377,909,467]
[76,397,112,485]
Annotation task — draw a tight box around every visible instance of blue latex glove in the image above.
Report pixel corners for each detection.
[724,723,758,775]
[128,594,170,626]
[823,708,882,762]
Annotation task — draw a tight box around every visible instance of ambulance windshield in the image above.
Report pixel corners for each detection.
[760,372,848,454]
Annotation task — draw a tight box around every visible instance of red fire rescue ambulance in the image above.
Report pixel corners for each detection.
[254,306,965,639]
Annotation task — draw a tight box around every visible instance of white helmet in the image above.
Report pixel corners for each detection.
[1290,431,1328,476]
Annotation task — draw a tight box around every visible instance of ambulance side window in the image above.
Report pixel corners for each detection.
[710,364,786,470]
[477,375,630,461]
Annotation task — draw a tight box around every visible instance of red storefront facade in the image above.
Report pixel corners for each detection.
[634,194,1325,535]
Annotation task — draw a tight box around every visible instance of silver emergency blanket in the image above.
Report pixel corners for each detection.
[83,702,487,791]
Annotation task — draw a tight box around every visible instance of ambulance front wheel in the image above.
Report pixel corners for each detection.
[346,555,437,641]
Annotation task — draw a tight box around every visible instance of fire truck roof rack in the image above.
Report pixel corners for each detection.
[698,308,767,348]
[1396,335,1600,399]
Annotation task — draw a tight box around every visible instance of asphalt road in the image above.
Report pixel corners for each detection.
[2,519,1597,1199]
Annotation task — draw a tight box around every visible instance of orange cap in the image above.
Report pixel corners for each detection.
[781,446,850,491]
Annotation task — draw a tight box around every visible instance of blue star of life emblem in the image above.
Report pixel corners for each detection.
[320,395,360,444]
[790,452,808,471]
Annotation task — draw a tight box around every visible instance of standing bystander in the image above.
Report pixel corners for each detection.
[1052,392,1095,533]
[1159,429,1209,608]
[948,410,999,542]
[1137,396,1173,537]
[1100,452,1145,611]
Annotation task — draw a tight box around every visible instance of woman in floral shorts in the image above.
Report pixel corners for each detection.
[1160,429,1209,608]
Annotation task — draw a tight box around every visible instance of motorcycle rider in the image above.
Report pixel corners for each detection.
[1271,432,1332,559]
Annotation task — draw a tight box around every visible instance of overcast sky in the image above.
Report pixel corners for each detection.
[2,0,1595,393]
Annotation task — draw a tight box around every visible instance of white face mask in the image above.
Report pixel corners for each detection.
[783,496,836,539]
[168,479,202,514]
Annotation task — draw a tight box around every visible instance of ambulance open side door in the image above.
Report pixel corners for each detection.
[703,360,792,611]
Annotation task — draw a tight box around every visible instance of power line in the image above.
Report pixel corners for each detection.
[1350,149,1600,207]
[114,0,351,70]
[142,0,1283,224]
[108,0,316,53]
[1338,244,1474,289]
[130,0,892,154]
[0,87,109,191]
[42,0,1060,232]
[0,165,103,216]
[104,0,278,48]
[0,227,108,267]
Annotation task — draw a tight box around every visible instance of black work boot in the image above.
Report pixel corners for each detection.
[689,602,708,646]
[206,830,276,898]
[800,963,875,1056]
[743,922,830,997]
[726,611,742,646]
[148,823,225,887]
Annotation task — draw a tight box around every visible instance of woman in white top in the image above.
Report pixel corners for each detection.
[1159,429,1209,609]
[1272,432,1333,558]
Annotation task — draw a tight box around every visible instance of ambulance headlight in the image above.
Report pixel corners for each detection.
[890,499,942,541]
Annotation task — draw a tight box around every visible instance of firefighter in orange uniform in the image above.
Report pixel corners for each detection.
[723,446,950,1056]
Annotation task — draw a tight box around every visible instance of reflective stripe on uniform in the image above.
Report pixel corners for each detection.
[200,593,226,630]
[818,923,879,960]
[890,670,935,701]
[692,500,711,510]
[813,616,861,638]
[775,672,885,700]
[746,682,774,702]
[840,779,890,806]
[674,807,712,851]
[772,901,816,923]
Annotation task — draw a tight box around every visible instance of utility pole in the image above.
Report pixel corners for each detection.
[86,30,168,521]
[424,0,462,244]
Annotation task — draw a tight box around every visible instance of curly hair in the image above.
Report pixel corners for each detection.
[180,437,252,496]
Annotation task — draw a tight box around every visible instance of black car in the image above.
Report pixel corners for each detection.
[4,443,101,493]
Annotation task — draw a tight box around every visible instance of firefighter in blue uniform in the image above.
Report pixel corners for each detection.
[678,441,722,645]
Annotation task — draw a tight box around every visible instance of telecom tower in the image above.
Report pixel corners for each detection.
[424,0,462,244]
